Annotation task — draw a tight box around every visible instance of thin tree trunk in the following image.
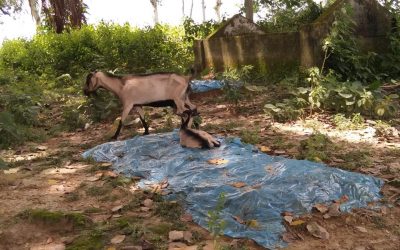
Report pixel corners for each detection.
[28,0,41,26]
[182,0,185,18]
[201,0,206,22]
[244,0,253,21]
[215,0,222,22]
[150,0,159,25]
[189,0,194,18]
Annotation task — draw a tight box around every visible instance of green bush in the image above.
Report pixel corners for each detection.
[0,23,192,78]
[0,111,25,148]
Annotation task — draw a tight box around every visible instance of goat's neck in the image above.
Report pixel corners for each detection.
[98,75,124,98]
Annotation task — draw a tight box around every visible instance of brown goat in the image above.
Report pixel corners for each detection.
[84,71,197,139]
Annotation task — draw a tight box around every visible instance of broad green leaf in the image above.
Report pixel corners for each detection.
[338,92,353,99]
[345,100,355,106]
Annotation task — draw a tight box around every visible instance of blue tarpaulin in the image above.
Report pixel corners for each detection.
[82,132,383,249]
[191,80,225,93]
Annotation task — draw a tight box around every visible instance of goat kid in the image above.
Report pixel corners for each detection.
[179,110,220,149]
[84,71,197,139]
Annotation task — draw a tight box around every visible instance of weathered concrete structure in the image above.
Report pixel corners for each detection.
[194,0,395,73]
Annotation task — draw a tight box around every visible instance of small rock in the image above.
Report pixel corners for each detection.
[183,231,193,243]
[216,105,227,109]
[121,246,143,250]
[323,214,331,219]
[274,150,286,155]
[37,145,48,151]
[169,231,184,242]
[143,199,153,208]
[84,123,91,130]
[313,204,329,214]
[111,205,123,213]
[328,203,341,217]
[355,226,367,233]
[180,213,193,222]
[110,234,126,244]
[306,222,330,240]
[283,216,293,224]
[140,207,150,212]
[112,214,122,218]
[30,243,65,250]
[46,237,53,244]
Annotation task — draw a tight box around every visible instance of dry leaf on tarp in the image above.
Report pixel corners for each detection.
[313,204,329,214]
[207,158,228,165]
[229,182,247,188]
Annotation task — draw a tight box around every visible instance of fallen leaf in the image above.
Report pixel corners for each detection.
[104,171,118,178]
[112,214,122,218]
[46,237,53,244]
[323,214,331,219]
[48,179,58,185]
[281,211,293,217]
[140,207,150,212]
[246,219,260,229]
[169,231,184,241]
[251,183,262,189]
[111,205,123,213]
[336,195,349,204]
[229,182,247,188]
[328,203,341,217]
[180,213,193,222]
[111,234,125,244]
[283,216,293,224]
[290,219,306,226]
[355,226,367,233]
[207,158,228,165]
[100,162,113,167]
[232,215,245,224]
[332,157,345,163]
[4,167,20,174]
[37,145,48,151]
[282,232,296,243]
[313,204,329,214]
[306,222,330,240]
[274,150,286,155]
[260,146,272,153]
[183,231,193,243]
[87,172,103,182]
[143,199,153,208]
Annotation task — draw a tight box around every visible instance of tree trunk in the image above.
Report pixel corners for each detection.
[215,0,222,22]
[182,0,185,18]
[189,0,194,18]
[150,0,159,25]
[201,0,206,22]
[28,0,41,26]
[244,0,253,22]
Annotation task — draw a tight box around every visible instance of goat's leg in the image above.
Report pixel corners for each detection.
[174,98,188,115]
[112,105,132,140]
[134,106,149,135]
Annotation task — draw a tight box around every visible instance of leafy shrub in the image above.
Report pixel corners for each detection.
[298,133,333,162]
[332,113,365,130]
[0,111,25,148]
[264,98,307,122]
[240,129,260,145]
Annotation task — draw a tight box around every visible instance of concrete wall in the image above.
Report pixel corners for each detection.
[196,32,300,72]
[194,0,394,73]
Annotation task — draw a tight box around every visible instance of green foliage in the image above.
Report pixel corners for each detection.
[264,98,307,122]
[298,132,333,162]
[66,229,105,250]
[0,111,24,148]
[183,18,219,44]
[257,1,323,32]
[332,113,365,130]
[207,192,227,246]
[220,65,254,106]
[240,129,260,145]
[0,23,192,77]
[62,100,89,131]
[20,209,90,228]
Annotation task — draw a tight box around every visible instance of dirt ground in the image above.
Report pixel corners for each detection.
[0,90,399,250]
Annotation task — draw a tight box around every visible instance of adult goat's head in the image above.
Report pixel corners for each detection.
[83,71,98,96]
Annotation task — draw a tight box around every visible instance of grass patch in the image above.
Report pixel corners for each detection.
[66,229,105,250]
[240,129,260,144]
[85,186,112,197]
[336,150,372,170]
[65,192,80,202]
[332,113,365,131]
[298,133,333,162]
[19,209,90,229]
[153,200,185,229]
